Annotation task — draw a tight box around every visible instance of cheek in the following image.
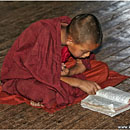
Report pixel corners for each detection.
[68,46,83,57]
[70,49,82,57]
[74,51,83,57]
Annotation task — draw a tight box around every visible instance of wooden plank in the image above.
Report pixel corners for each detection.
[96,21,130,60]
[102,47,130,66]
[115,79,130,91]
[95,109,130,129]
[96,36,130,61]
[101,8,130,32]
[100,2,130,21]
[18,104,90,129]
[0,105,47,129]
[108,56,130,74]
[120,67,130,76]
[0,2,116,45]
[60,109,108,129]
[0,1,130,129]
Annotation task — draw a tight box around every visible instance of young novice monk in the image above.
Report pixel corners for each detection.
[32,14,102,107]
[60,14,102,94]
[0,14,127,112]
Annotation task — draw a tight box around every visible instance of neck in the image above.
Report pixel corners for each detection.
[61,25,68,45]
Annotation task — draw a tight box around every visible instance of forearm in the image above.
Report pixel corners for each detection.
[60,76,82,88]
[60,76,101,95]
[68,61,86,76]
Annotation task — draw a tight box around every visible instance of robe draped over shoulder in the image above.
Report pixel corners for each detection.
[0,16,88,109]
[0,16,129,113]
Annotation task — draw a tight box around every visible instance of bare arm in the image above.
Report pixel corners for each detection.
[60,76,101,95]
[60,76,82,87]
[68,59,86,76]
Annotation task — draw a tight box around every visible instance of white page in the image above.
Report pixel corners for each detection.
[96,86,130,104]
[81,86,130,117]
[81,95,128,111]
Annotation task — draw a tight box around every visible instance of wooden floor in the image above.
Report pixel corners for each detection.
[0,1,130,129]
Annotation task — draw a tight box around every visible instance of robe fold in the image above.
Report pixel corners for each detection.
[0,16,129,113]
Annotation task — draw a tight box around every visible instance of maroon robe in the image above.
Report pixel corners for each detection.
[0,16,129,113]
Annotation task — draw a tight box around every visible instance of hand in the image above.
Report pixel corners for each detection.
[61,63,70,76]
[61,63,66,70]
[61,67,70,76]
[79,80,101,95]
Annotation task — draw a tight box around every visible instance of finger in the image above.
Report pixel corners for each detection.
[89,88,96,95]
[62,66,65,70]
[93,83,100,94]
[94,82,101,90]
[94,87,98,94]
[90,83,98,94]
[61,63,66,70]
[62,63,66,68]
[61,73,65,76]
[62,63,65,66]
[90,90,96,95]
[93,87,97,95]
[61,71,64,76]
[65,68,69,73]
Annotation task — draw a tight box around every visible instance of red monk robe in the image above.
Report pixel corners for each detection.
[0,16,129,113]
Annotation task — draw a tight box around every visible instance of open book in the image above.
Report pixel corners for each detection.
[81,86,130,117]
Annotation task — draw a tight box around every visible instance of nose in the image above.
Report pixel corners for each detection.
[85,52,90,57]
[81,52,90,58]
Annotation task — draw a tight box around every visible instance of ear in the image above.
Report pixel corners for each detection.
[66,35,74,46]
[66,39,73,46]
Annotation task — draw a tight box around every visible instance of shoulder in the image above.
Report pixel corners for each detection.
[27,16,71,31]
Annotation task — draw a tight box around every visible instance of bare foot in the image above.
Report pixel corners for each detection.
[30,100,44,107]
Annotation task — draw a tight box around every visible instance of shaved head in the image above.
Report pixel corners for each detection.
[67,14,103,44]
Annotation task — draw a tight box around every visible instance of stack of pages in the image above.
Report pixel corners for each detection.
[81,86,130,117]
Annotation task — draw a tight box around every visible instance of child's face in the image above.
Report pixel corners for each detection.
[67,40,100,58]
